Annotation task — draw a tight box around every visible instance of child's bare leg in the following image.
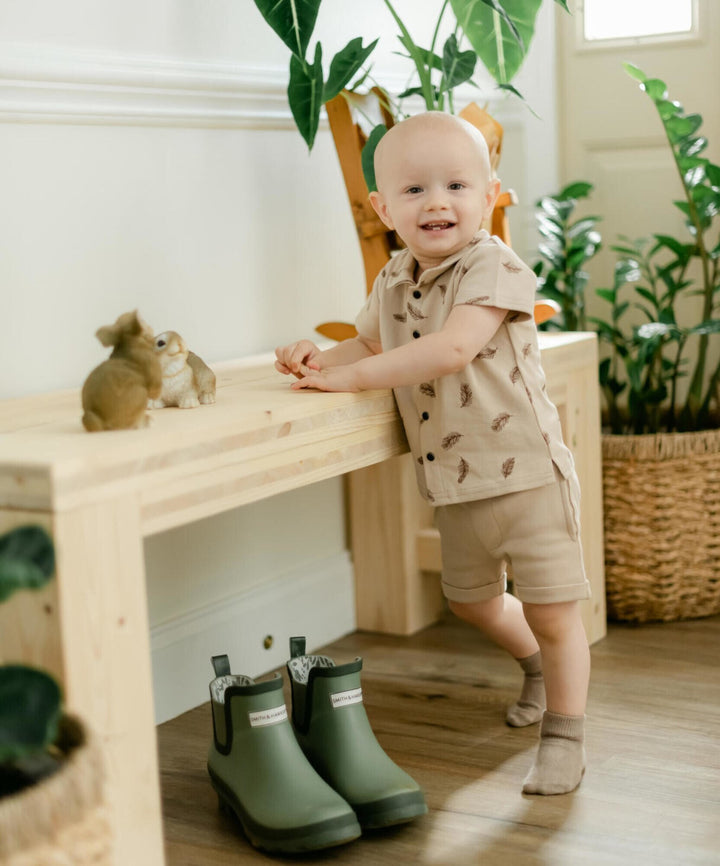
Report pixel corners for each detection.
[521,600,590,794]
[448,594,545,725]
[448,593,538,659]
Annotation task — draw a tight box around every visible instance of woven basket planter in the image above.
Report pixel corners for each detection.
[602,429,720,623]
[0,715,111,866]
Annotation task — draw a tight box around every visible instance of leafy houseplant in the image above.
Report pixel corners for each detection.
[0,525,59,798]
[252,0,569,156]
[593,64,720,436]
[533,181,602,332]
[0,525,109,862]
[549,65,720,624]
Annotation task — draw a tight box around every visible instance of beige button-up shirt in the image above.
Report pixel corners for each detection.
[355,231,575,506]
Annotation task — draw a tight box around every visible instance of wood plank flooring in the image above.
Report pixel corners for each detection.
[158,613,720,865]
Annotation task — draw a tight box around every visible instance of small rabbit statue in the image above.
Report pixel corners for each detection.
[149,331,216,409]
[81,310,162,431]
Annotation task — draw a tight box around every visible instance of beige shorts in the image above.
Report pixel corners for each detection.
[434,467,591,605]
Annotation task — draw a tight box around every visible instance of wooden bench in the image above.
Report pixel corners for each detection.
[0,331,605,865]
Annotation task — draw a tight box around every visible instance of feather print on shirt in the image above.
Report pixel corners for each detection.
[442,432,463,449]
[491,413,511,432]
[419,382,436,398]
[502,458,516,478]
[459,384,472,407]
[457,458,470,484]
[502,260,522,273]
[393,312,407,322]
[407,302,426,320]
[466,296,490,306]
[476,346,498,360]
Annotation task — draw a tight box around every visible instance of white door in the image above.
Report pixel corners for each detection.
[557,0,719,297]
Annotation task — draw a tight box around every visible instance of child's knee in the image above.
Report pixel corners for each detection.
[448,594,503,624]
[523,600,581,639]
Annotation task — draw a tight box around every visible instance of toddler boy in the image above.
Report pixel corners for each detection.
[275,112,591,795]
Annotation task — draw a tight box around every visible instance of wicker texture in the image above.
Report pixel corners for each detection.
[0,715,111,866]
[602,430,720,622]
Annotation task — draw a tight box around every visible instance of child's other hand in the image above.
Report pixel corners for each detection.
[291,365,359,393]
[275,340,322,378]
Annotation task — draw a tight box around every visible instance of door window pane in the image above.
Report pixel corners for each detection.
[584,0,693,42]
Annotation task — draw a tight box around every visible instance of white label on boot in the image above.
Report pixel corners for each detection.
[248,705,288,728]
[330,687,363,709]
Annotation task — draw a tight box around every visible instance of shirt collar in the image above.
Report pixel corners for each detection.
[381,230,489,290]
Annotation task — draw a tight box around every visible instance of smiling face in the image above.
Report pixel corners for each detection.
[369,113,500,274]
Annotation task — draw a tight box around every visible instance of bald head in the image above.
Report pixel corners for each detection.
[373,111,493,194]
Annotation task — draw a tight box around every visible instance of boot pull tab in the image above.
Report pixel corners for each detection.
[211,654,231,676]
[289,636,306,658]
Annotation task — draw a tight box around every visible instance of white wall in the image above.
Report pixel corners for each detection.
[0,1,559,721]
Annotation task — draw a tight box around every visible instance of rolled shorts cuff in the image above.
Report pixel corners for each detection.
[514,580,591,605]
[441,572,507,604]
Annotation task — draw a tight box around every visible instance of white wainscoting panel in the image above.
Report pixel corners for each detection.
[150,550,356,724]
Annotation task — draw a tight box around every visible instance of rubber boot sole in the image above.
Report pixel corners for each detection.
[208,765,361,853]
[354,789,428,829]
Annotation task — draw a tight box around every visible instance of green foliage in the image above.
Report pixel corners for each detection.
[362,124,388,194]
[533,182,602,332]
[252,0,567,155]
[0,526,61,790]
[253,0,377,149]
[0,524,55,603]
[591,66,720,434]
[0,666,61,764]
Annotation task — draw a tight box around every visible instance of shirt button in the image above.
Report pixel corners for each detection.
[421,412,429,421]
[413,290,421,299]
[412,330,420,339]
[426,452,435,461]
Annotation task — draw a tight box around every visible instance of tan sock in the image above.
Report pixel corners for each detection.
[523,711,586,795]
[506,651,545,727]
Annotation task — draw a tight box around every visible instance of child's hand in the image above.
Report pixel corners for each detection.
[275,340,322,379]
[291,365,360,393]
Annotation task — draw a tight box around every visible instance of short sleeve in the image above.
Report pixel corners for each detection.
[355,283,382,343]
[453,237,536,322]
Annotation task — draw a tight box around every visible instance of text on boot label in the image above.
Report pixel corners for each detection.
[330,687,363,709]
[248,705,288,727]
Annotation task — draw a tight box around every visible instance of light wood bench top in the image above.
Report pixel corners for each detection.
[0,358,407,535]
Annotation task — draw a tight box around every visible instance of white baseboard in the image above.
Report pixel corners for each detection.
[150,551,356,724]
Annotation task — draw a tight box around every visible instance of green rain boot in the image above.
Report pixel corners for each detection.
[286,637,428,830]
[206,654,361,854]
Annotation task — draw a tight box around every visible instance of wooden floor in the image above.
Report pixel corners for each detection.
[158,612,720,866]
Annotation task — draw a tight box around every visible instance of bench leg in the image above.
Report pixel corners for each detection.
[349,454,445,635]
[0,499,166,866]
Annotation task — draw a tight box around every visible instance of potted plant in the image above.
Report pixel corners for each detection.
[535,65,720,623]
[0,525,110,864]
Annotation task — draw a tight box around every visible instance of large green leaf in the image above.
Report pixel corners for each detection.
[558,181,593,201]
[0,666,61,762]
[0,525,55,603]
[361,124,387,193]
[442,33,477,89]
[323,37,378,103]
[252,0,321,59]
[288,43,324,149]
[451,0,544,85]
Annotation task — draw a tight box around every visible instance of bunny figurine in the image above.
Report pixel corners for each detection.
[149,331,216,409]
[81,310,162,431]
